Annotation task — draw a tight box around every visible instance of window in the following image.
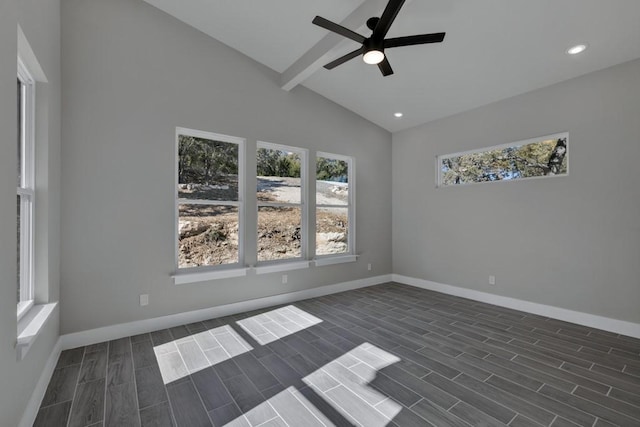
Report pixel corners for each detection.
[17,58,35,317]
[174,132,356,282]
[176,128,244,271]
[437,132,568,187]
[257,142,306,263]
[316,153,354,257]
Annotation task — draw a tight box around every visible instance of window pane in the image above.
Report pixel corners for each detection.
[316,157,348,206]
[178,135,239,201]
[17,79,22,186]
[257,148,302,204]
[257,206,302,262]
[440,135,568,186]
[178,204,239,268]
[17,195,21,302]
[316,207,348,256]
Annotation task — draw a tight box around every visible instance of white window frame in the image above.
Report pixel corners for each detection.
[436,132,569,188]
[17,57,35,320]
[256,141,308,266]
[315,152,355,261]
[174,127,246,277]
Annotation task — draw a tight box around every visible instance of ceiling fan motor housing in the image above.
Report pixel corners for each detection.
[364,38,384,54]
[366,17,380,31]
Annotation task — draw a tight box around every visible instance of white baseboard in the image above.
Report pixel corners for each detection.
[393,274,640,339]
[18,337,63,427]
[61,274,392,350]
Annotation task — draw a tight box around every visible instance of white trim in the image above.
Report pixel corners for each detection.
[17,55,36,306]
[258,140,307,155]
[436,131,569,188]
[173,267,249,285]
[314,254,358,267]
[17,25,47,83]
[257,141,308,262]
[315,153,355,256]
[18,337,62,427]
[175,127,246,272]
[17,299,34,322]
[16,303,58,360]
[392,274,640,339]
[254,261,310,275]
[17,303,58,347]
[176,199,241,207]
[175,127,245,145]
[316,151,352,163]
[61,274,391,350]
[313,203,348,208]
[256,202,302,208]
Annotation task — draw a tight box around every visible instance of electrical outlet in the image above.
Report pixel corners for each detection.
[489,275,496,285]
[367,263,372,271]
[282,274,288,284]
[140,294,149,306]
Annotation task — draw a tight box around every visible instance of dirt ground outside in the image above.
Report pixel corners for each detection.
[178,177,349,268]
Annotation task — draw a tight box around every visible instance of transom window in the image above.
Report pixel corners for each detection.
[17,57,35,317]
[176,128,244,270]
[316,153,354,257]
[437,132,569,187]
[256,142,307,263]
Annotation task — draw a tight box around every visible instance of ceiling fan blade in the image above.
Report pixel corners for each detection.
[378,57,394,76]
[312,16,366,44]
[324,47,364,70]
[374,0,406,40]
[384,32,446,48]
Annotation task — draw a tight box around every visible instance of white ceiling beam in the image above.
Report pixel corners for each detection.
[280,0,389,91]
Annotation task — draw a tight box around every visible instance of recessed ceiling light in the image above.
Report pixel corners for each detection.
[566,44,587,55]
[394,112,403,118]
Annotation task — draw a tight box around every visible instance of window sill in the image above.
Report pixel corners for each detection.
[314,254,358,267]
[254,261,310,275]
[173,267,249,285]
[173,256,357,284]
[17,300,34,322]
[17,302,57,360]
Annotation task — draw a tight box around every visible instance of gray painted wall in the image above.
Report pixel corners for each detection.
[0,0,61,425]
[393,58,640,323]
[60,0,392,334]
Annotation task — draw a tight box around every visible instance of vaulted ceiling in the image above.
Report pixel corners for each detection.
[143,0,640,132]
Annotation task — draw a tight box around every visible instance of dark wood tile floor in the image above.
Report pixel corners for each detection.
[34,283,640,427]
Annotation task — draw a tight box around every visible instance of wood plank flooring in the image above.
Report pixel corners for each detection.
[34,283,640,426]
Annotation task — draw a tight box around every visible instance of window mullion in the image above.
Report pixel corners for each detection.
[257,202,302,208]
[177,198,240,207]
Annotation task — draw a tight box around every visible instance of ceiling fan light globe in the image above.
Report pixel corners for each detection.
[363,49,384,65]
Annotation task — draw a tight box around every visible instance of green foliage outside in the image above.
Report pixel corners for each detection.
[316,157,348,182]
[441,137,567,186]
[255,149,349,182]
[178,135,238,185]
[257,148,301,178]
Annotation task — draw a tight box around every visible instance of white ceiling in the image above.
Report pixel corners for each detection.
[143,0,640,132]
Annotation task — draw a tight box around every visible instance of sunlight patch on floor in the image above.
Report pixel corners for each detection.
[237,305,323,345]
[302,343,402,427]
[224,343,402,426]
[225,386,333,427]
[154,324,253,384]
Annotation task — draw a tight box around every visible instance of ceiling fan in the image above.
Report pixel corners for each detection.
[312,0,445,76]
